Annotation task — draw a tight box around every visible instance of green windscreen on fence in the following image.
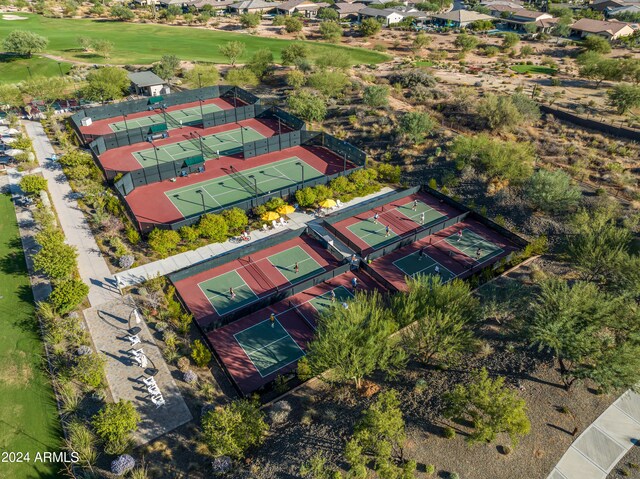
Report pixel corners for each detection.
[183,155,204,167]
[148,96,164,105]
[148,123,168,134]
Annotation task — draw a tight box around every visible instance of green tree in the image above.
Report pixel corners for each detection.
[476,93,540,131]
[20,174,47,195]
[319,20,342,42]
[49,278,89,314]
[578,56,623,87]
[583,35,611,54]
[397,111,435,144]
[286,69,306,89]
[72,353,106,390]
[221,207,248,234]
[524,169,581,213]
[295,186,317,207]
[299,453,342,479]
[92,39,113,59]
[109,4,135,21]
[225,68,259,87]
[359,18,382,37]
[247,48,274,79]
[450,134,535,183]
[552,21,572,40]
[153,54,180,80]
[239,12,261,28]
[307,70,349,97]
[20,76,69,105]
[184,64,220,87]
[84,67,130,101]
[317,7,339,21]
[287,89,327,122]
[444,368,530,447]
[607,83,640,114]
[281,43,309,66]
[198,213,228,242]
[201,398,268,459]
[0,84,23,110]
[523,22,538,36]
[218,41,245,66]
[363,85,389,108]
[501,32,519,49]
[147,228,181,258]
[411,32,431,53]
[92,400,140,455]
[396,276,478,365]
[454,33,479,52]
[2,30,48,57]
[33,229,78,280]
[191,339,212,367]
[284,16,303,33]
[306,291,404,390]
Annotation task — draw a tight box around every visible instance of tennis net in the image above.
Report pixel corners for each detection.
[428,239,473,269]
[248,257,278,291]
[292,306,316,331]
[229,166,265,196]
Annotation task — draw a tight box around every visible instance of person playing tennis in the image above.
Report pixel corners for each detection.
[229,287,236,299]
[270,313,276,328]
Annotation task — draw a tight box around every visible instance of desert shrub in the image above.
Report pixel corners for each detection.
[179,225,200,244]
[198,213,228,242]
[389,69,436,88]
[20,174,47,194]
[93,400,140,455]
[376,163,402,183]
[191,339,212,367]
[49,279,89,314]
[295,186,317,208]
[222,207,248,234]
[525,169,581,213]
[147,229,181,258]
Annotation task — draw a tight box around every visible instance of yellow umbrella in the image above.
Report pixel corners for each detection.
[319,199,337,209]
[261,211,280,221]
[277,204,295,215]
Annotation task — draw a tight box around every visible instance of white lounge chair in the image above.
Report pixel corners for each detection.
[151,395,165,408]
[272,220,280,229]
[336,200,343,208]
[131,348,145,357]
[262,224,268,232]
[127,334,141,345]
[148,385,161,396]
[142,376,157,387]
[279,217,288,226]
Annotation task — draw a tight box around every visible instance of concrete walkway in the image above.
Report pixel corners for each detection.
[115,186,396,287]
[549,390,640,479]
[23,120,119,307]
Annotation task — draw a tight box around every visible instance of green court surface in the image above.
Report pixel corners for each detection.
[167,157,324,218]
[133,126,265,167]
[198,270,257,316]
[308,285,354,313]
[393,251,456,282]
[347,219,400,249]
[234,319,305,377]
[394,200,446,227]
[109,103,222,132]
[444,228,503,263]
[267,245,325,283]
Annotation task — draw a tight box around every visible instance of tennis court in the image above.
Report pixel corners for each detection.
[268,245,326,284]
[133,126,265,167]
[109,103,222,132]
[198,270,257,317]
[233,319,305,377]
[343,198,447,250]
[444,228,504,263]
[166,157,324,218]
[392,251,456,282]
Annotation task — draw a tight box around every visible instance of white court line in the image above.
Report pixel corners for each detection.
[392,250,455,279]
[197,270,258,316]
[306,285,355,314]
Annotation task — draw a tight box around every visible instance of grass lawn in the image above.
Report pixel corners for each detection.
[0,193,62,479]
[415,60,433,67]
[0,14,388,80]
[0,53,72,84]
[510,64,557,75]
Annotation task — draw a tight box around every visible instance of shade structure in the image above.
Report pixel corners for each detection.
[319,199,337,208]
[277,204,295,215]
[261,211,280,221]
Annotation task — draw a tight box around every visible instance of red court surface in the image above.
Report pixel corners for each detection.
[329,192,463,255]
[174,234,343,330]
[206,269,378,395]
[97,117,282,173]
[367,217,520,292]
[79,97,237,137]
[125,145,356,229]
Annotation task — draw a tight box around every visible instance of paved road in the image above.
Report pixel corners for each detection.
[23,120,118,306]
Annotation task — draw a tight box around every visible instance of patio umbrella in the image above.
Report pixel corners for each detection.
[261,211,280,222]
[319,199,337,209]
[277,204,295,215]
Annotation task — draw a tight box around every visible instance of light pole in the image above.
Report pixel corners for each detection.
[26,66,33,79]
[248,174,258,198]
[198,98,204,124]
[57,62,64,78]
[196,190,206,215]
[197,72,202,89]
[296,161,304,189]
[122,112,129,130]
[149,139,161,178]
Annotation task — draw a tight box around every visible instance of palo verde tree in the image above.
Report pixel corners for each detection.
[396,111,436,144]
[524,169,582,214]
[395,275,479,366]
[218,41,245,67]
[444,368,530,447]
[2,30,48,57]
[306,291,405,390]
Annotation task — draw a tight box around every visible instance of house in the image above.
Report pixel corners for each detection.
[274,0,329,17]
[358,7,406,25]
[570,17,636,38]
[128,71,170,97]
[331,2,366,19]
[228,0,279,14]
[429,9,495,28]
[606,3,640,16]
[191,0,235,10]
[500,8,554,30]
[535,16,560,33]
[591,0,628,12]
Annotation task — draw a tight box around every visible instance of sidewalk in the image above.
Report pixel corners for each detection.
[23,120,118,307]
[549,390,640,479]
[115,186,396,287]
